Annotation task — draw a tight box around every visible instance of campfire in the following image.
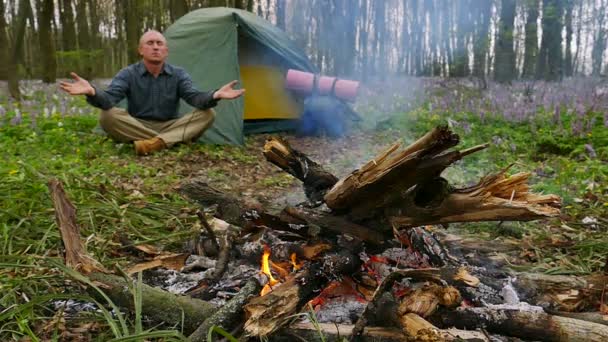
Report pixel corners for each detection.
[50,126,608,341]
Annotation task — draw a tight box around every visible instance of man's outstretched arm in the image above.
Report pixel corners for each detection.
[60,71,128,110]
[59,72,96,96]
[178,72,245,109]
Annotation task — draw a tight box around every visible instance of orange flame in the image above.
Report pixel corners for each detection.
[261,245,279,286]
[290,253,301,271]
[260,245,280,296]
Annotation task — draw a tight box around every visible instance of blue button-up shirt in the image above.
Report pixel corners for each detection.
[86,62,218,121]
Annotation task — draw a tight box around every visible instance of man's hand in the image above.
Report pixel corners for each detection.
[59,72,96,96]
[213,80,245,100]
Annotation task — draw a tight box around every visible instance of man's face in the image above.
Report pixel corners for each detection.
[138,32,168,64]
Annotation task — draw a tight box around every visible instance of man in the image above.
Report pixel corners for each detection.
[60,30,245,155]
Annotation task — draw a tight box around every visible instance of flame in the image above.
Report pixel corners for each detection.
[290,253,301,271]
[260,245,280,296]
[261,245,279,286]
[260,284,273,296]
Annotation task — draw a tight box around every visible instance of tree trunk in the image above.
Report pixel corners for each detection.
[8,0,32,99]
[275,0,285,30]
[75,0,91,78]
[0,0,9,81]
[522,0,539,78]
[451,0,470,77]
[124,0,142,64]
[472,0,492,83]
[170,0,189,22]
[37,0,57,83]
[59,0,77,51]
[537,0,564,80]
[564,0,574,77]
[591,1,606,76]
[494,0,516,83]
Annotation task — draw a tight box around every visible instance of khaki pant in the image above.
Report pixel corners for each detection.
[99,108,215,146]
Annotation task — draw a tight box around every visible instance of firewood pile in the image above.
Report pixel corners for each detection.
[50,126,608,341]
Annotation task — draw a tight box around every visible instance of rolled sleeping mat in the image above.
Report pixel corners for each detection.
[285,69,359,102]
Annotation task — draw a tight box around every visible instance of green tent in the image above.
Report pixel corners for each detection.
[164,7,317,145]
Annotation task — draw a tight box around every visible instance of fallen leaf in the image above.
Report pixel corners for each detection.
[126,253,190,274]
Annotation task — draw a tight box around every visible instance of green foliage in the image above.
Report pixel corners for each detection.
[379,100,607,275]
[56,49,104,78]
[0,109,200,339]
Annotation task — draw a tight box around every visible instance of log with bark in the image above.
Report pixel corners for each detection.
[432,305,608,341]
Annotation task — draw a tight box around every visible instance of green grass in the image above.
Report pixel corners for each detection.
[1,92,607,339]
[0,112,204,339]
[384,105,608,275]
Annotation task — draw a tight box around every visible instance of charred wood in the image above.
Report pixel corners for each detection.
[263,137,338,204]
[283,206,387,246]
[179,180,250,227]
[244,251,361,337]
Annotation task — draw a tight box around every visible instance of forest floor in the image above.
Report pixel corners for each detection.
[1,79,607,340]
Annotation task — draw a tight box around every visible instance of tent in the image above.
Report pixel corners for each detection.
[164,7,317,145]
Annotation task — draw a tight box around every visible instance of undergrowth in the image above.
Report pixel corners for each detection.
[1,80,607,339]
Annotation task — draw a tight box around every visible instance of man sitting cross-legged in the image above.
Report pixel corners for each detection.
[60,30,245,155]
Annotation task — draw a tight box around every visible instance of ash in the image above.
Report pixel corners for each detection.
[312,297,367,324]
[143,268,211,294]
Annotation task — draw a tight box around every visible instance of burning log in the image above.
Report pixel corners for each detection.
[263,137,338,204]
[243,251,361,337]
[351,268,444,340]
[48,179,217,335]
[433,305,608,341]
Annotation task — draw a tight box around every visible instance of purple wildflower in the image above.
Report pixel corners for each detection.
[584,144,597,159]
[10,109,22,125]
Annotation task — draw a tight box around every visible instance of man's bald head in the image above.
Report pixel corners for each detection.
[138,30,169,65]
[139,30,166,47]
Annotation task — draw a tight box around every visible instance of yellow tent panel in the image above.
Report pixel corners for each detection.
[240,65,302,120]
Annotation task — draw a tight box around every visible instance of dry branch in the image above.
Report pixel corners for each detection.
[263,137,338,203]
[390,169,561,228]
[48,179,108,273]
